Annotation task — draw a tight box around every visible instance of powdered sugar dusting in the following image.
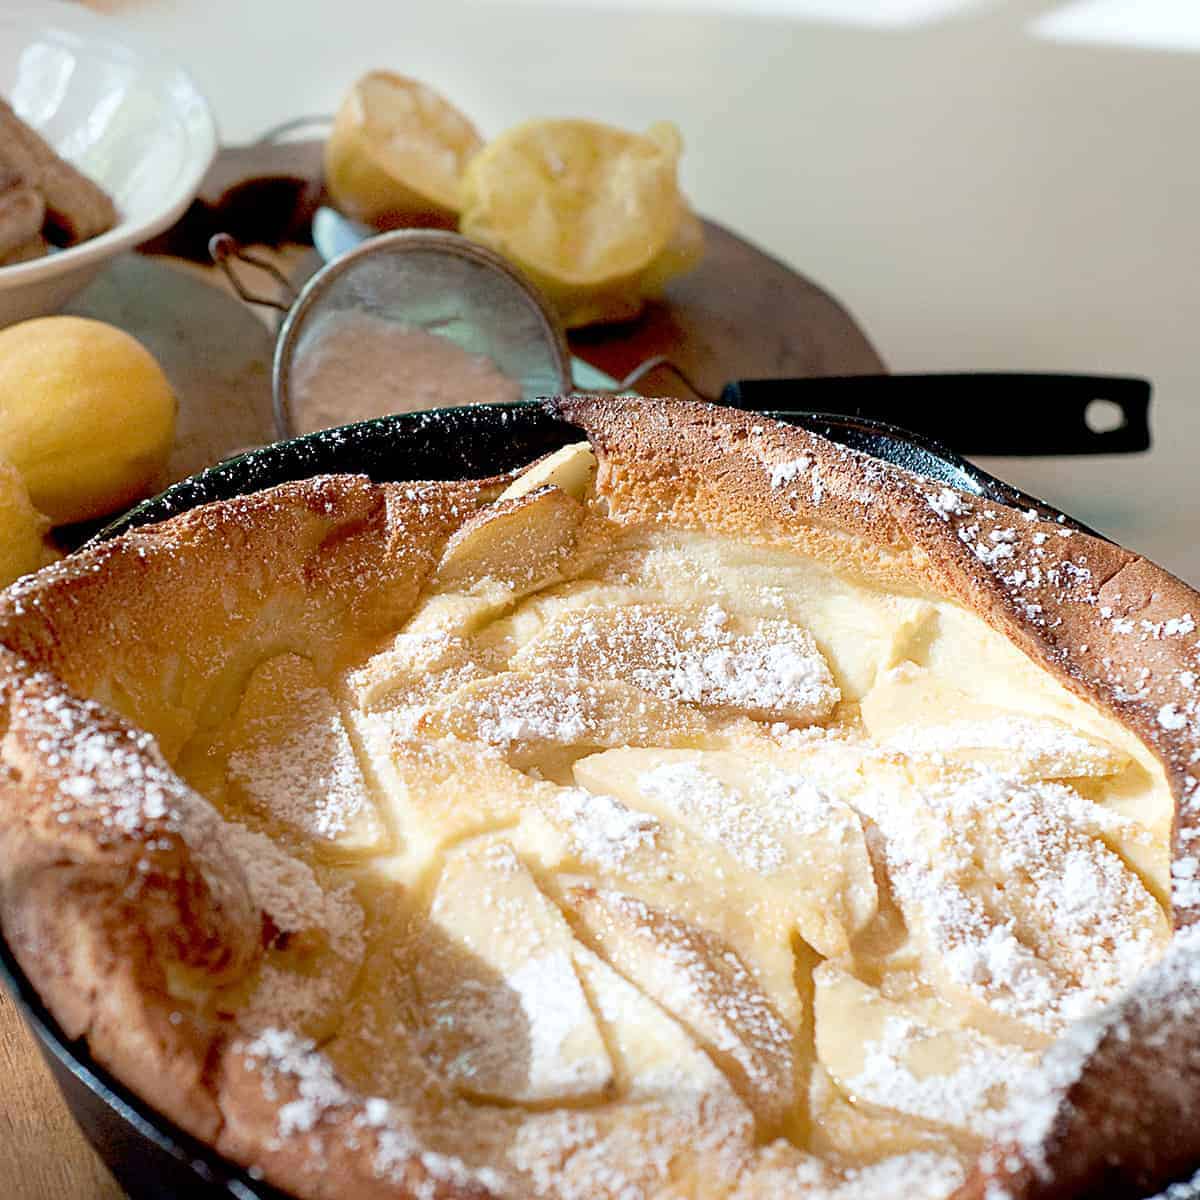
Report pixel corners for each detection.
[638,760,786,873]
[769,454,824,504]
[243,1027,353,1136]
[16,681,187,840]
[241,1028,507,1195]
[884,714,1123,778]
[848,1013,1039,1137]
[425,673,710,753]
[220,822,363,960]
[554,787,660,869]
[926,487,969,520]
[987,927,1200,1188]
[510,952,607,1094]
[1147,1170,1200,1200]
[469,681,589,746]
[745,1151,966,1200]
[226,667,375,843]
[818,1153,966,1199]
[848,766,1166,1032]
[517,603,840,723]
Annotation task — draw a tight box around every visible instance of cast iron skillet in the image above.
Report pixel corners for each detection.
[0,402,1107,1199]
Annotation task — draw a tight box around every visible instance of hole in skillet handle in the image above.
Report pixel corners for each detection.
[1085,399,1127,435]
[93,401,1105,546]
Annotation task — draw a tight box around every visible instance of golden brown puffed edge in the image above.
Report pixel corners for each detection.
[550,394,1200,1200]
[0,472,503,1199]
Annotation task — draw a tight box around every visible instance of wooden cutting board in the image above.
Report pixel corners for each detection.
[570,217,886,396]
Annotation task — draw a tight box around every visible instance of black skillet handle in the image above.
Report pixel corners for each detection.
[719,373,1151,455]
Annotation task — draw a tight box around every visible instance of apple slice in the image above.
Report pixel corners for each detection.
[807,1065,962,1166]
[497,442,597,503]
[573,946,735,1102]
[572,748,877,959]
[861,663,1127,780]
[342,630,488,711]
[812,961,1038,1142]
[433,485,584,597]
[417,673,712,777]
[938,774,1169,1022]
[565,884,796,1135]
[348,716,556,885]
[223,653,385,851]
[507,953,757,1199]
[418,840,613,1104]
[512,602,839,725]
[535,782,805,1033]
[852,754,1168,1039]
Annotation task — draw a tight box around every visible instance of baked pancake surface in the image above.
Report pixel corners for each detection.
[1,397,1198,1200]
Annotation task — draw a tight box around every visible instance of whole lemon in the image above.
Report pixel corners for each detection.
[0,317,176,524]
[0,454,50,589]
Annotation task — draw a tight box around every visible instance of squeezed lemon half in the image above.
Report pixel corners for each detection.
[325,71,484,229]
[460,118,703,327]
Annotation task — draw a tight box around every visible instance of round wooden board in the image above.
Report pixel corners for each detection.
[570,218,885,395]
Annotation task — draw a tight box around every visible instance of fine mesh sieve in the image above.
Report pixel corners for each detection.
[212,229,574,438]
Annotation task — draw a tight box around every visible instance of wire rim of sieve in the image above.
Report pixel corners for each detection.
[272,229,574,439]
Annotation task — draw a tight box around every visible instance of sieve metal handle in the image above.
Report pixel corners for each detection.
[208,233,297,313]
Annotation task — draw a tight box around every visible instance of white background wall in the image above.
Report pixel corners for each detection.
[99,0,1199,580]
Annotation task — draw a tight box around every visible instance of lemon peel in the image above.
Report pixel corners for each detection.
[0,316,176,525]
[325,72,484,229]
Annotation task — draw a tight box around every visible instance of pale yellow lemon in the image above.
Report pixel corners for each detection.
[0,454,50,588]
[0,317,176,524]
[459,118,702,327]
[324,71,483,229]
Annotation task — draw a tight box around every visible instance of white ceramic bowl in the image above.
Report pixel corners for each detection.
[0,1,216,327]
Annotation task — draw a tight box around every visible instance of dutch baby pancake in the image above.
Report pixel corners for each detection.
[1,396,1198,1200]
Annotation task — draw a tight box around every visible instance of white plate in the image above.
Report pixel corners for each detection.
[0,1,216,326]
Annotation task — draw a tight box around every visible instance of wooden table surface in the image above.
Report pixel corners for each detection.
[0,226,881,1198]
[0,989,126,1199]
